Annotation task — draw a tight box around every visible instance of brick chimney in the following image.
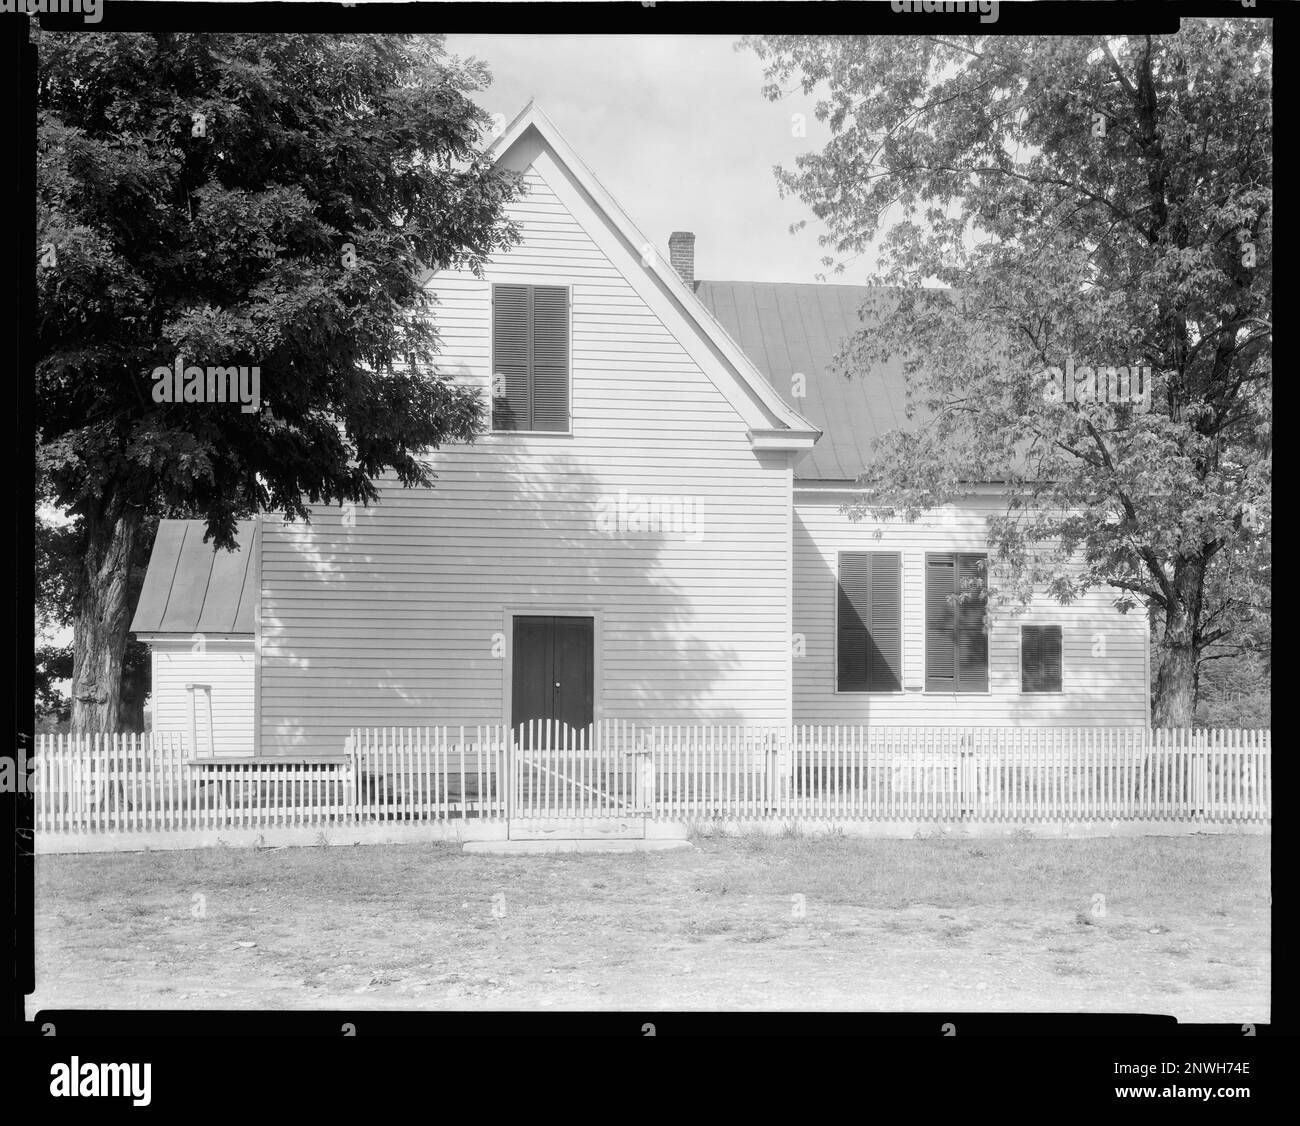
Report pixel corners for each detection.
[668,231,695,287]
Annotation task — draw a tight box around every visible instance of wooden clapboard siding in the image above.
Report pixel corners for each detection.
[149,639,256,756]
[793,489,1149,726]
[258,165,793,755]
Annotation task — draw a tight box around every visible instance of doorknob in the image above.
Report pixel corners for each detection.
[554,682,561,689]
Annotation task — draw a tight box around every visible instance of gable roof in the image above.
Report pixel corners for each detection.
[486,102,821,451]
[130,520,258,636]
[695,282,918,482]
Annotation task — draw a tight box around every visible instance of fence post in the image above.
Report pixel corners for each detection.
[764,728,774,816]
[1192,731,1205,818]
[627,733,653,817]
[343,734,356,824]
[960,739,972,821]
[639,746,655,816]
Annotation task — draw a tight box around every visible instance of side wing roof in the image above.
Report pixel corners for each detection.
[130,519,258,636]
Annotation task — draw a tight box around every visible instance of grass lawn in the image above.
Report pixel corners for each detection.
[31,833,1268,1020]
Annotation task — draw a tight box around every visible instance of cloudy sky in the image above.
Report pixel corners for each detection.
[445,34,841,284]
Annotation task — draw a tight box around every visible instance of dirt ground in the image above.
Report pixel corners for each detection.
[29,833,1268,1021]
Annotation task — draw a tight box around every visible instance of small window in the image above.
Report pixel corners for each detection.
[1021,625,1063,693]
[837,552,902,692]
[491,284,570,431]
[924,553,988,692]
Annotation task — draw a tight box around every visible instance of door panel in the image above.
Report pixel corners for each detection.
[553,617,594,730]
[512,616,594,735]
[512,617,554,734]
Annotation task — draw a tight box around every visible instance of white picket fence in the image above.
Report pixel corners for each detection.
[32,725,1271,838]
[779,726,1271,823]
[32,732,354,834]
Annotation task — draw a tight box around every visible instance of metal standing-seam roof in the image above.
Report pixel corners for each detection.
[695,281,921,481]
[130,519,258,635]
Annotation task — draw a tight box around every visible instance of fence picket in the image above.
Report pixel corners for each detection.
[1225,727,1234,822]
[32,725,1270,846]
[1263,731,1271,821]
[1255,730,1264,821]
[1211,722,1222,821]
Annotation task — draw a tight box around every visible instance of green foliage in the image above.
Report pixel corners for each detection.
[1195,649,1270,730]
[36,644,74,724]
[37,31,521,549]
[748,28,1271,724]
[35,446,79,628]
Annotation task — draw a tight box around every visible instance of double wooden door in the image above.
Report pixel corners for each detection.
[511,616,594,738]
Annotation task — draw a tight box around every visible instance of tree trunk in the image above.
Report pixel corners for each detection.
[70,504,142,733]
[1152,620,1196,728]
[1151,556,1207,729]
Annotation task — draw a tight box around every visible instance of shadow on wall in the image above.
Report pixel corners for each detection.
[259,440,780,753]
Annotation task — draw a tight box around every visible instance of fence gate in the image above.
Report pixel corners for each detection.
[507,720,649,840]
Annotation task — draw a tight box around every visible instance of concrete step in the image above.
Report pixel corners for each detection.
[507,816,644,841]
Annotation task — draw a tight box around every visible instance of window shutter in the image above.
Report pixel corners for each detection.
[491,284,530,431]
[867,552,902,691]
[837,554,871,691]
[956,553,988,692]
[925,556,956,692]
[1023,625,1062,692]
[1042,625,1062,692]
[491,284,569,431]
[528,285,569,431]
[838,553,902,693]
[926,552,988,692]
[1021,626,1043,692]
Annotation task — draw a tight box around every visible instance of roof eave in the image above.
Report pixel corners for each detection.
[748,426,822,452]
[134,632,254,643]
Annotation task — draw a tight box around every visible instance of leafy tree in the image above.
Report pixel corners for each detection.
[748,26,1271,726]
[35,455,79,725]
[35,644,73,727]
[37,32,521,732]
[1194,648,1270,730]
